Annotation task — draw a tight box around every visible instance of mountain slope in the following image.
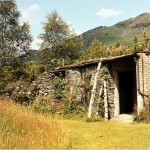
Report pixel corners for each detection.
[81,13,150,49]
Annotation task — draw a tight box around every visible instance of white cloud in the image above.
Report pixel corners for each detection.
[31,37,42,50]
[27,4,41,12]
[67,21,81,35]
[96,8,122,18]
[20,4,41,24]
[18,4,42,50]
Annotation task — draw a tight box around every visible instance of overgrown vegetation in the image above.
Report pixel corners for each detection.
[134,109,150,123]
[32,96,55,114]
[0,61,43,105]
[0,99,69,149]
[63,92,86,118]
[52,74,65,100]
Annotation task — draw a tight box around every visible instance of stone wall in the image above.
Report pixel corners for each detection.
[65,66,97,103]
[106,70,115,119]
[64,64,116,119]
[98,67,115,119]
[65,69,82,101]
[138,52,150,110]
[35,72,55,98]
[138,53,150,95]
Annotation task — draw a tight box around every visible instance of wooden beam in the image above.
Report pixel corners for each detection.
[88,62,102,118]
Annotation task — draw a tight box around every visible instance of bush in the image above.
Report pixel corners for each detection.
[134,109,150,123]
[63,93,85,118]
[33,96,56,114]
[4,81,38,105]
[52,75,65,100]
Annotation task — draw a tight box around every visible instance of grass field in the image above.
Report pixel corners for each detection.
[59,119,150,149]
[0,99,150,149]
[0,99,69,149]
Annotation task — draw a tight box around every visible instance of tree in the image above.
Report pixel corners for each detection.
[133,36,139,51]
[0,0,32,66]
[38,10,82,69]
[115,41,121,48]
[80,39,107,61]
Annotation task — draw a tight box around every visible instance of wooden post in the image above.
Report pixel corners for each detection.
[104,80,108,120]
[88,62,102,118]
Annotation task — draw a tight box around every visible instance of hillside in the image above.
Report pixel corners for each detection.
[81,13,150,49]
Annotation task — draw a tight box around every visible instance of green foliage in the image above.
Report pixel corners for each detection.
[52,75,65,100]
[115,41,121,48]
[96,98,105,118]
[80,39,107,61]
[10,81,38,105]
[0,0,32,66]
[38,10,82,69]
[80,71,92,110]
[0,61,43,104]
[33,96,56,114]
[132,32,150,52]
[63,92,85,118]
[80,31,150,62]
[134,109,150,123]
[133,36,139,51]
[23,61,44,81]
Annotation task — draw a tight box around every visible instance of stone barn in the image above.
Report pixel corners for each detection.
[36,51,150,120]
[52,51,150,120]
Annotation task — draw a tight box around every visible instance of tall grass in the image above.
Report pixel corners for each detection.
[0,98,69,149]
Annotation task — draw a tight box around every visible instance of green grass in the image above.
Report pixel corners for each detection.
[1,99,150,149]
[58,119,150,149]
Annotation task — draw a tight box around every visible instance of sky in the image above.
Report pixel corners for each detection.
[16,0,150,49]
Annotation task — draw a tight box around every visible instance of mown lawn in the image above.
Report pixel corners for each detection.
[0,99,150,149]
[59,119,150,149]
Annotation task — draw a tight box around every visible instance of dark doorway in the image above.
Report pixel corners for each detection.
[119,71,137,114]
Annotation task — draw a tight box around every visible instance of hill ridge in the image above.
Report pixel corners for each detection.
[81,13,150,49]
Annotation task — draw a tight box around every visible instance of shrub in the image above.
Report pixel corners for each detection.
[5,81,38,105]
[33,96,56,114]
[134,109,150,123]
[52,75,65,100]
[63,92,85,118]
